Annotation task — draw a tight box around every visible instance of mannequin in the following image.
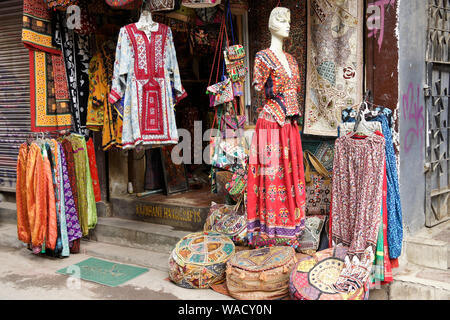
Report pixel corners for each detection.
[136,7,159,33]
[246,7,306,248]
[268,7,292,78]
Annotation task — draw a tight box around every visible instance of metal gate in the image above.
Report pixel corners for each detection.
[424,0,450,227]
[0,0,31,192]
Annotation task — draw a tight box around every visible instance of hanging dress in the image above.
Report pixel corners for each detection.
[247,49,307,246]
[330,133,386,292]
[109,23,187,149]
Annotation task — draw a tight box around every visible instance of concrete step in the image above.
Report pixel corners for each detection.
[403,221,450,270]
[0,201,17,224]
[90,217,190,255]
[388,262,450,300]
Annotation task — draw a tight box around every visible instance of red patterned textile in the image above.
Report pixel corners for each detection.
[86,138,102,203]
[247,112,307,246]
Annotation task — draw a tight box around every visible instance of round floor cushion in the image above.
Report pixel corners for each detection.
[168,232,235,289]
[226,246,297,300]
[289,246,366,300]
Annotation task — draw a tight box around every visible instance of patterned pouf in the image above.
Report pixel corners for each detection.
[289,246,366,300]
[168,232,235,289]
[226,246,297,300]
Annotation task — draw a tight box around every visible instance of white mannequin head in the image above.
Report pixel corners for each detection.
[268,7,291,39]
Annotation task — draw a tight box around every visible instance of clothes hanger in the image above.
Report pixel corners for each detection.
[349,102,378,137]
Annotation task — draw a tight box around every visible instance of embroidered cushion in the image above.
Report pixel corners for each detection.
[289,246,366,300]
[168,232,235,289]
[182,0,221,8]
[105,0,143,10]
[226,246,297,300]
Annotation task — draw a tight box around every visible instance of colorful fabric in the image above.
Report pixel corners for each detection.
[109,23,187,149]
[56,12,91,135]
[330,132,386,292]
[22,0,72,132]
[60,139,81,253]
[44,0,76,10]
[20,143,48,248]
[303,0,364,136]
[87,53,117,150]
[226,246,297,300]
[56,143,70,257]
[60,144,83,243]
[289,246,366,300]
[68,135,97,235]
[168,232,235,289]
[16,144,31,244]
[86,138,102,202]
[247,112,307,246]
[341,109,403,259]
[253,49,302,126]
[43,144,57,250]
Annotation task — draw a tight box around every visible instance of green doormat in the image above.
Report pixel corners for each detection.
[57,257,149,287]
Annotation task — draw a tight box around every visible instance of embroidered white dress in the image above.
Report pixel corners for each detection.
[109,23,187,149]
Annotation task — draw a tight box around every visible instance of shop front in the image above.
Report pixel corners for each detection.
[3,0,444,300]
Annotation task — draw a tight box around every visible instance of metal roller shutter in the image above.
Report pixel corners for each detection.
[0,0,30,192]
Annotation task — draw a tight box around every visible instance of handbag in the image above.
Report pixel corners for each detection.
[225,165,247,202]
[210,105,246,172]
[204,201,247,245]
[148,0,175,11]
[206,78,234,107]
[206,16,235,107]
[223,3,247,83]
[304,150,332,216]
[182,0,221,8]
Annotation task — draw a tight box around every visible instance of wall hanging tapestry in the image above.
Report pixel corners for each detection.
[303,0,363,137]
[168,232,235,289]
[22,0,72,132]
[56,12,91,135]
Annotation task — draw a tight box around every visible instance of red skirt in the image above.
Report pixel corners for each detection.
[246,112,307,246]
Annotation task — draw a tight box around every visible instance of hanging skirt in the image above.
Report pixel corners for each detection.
[246,112,307,246]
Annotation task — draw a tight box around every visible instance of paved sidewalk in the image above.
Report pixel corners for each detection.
[0,245,231,300]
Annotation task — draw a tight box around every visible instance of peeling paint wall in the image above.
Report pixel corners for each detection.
[397,0,428,234]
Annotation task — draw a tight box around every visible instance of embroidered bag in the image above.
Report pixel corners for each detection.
[168,231,235,289]
[182,0,221,8]
[298,215,326,254]
[223,3,247,83]
[210,102,246,173]
[105,0,143,10]
[304,150,332,216]
[226,247,297,300]
[206,77,234,107]
[225,163,247,201]
[148,0,175,11]
[204,201,247,245]
[44,0,77,10]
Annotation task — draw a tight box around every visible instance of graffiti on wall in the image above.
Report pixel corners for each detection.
[367,0,396,52]
[402,82,425,154]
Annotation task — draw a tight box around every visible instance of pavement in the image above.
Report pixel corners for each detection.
[0,244,232,300]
